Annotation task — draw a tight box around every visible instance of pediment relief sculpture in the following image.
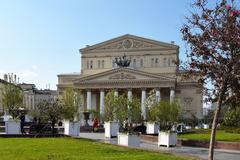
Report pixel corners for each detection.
[98,39,158,50]
[109,73,136,80]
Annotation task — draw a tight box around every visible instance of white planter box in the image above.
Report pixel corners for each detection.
[158,131,177,147]
[64,121,80,136]
[203,124,209,129]
[185,126,192,130]
[146,123,159,134]
[5,120,21,134]
[104,121,119,138]
[118,133,140,147]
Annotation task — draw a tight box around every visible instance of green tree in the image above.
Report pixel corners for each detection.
[128,97,142,125]
[114,94,128,129]
[2,83,23,119]
[223,104,240,128]
[145,89,158,122]
[34,100,63,135]
[61,88,82,121]
[104,90,116,122]
[104,91,142,131]
[150,100,181,131]
[181,1,240,159]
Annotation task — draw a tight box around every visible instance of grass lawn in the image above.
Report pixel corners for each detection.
[178,129,240,142]
[0,138,193,160]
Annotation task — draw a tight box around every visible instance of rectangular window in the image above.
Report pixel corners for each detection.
[133,59,136,68]
[90,60,93,69]
[102,60,104,68]
[151,58,154,67]
[98,60,101,69]
[87,61,89,69]
[140,59,143,67]
[163,58,167,67]
[168,58,171,66]
[112,60,115,68]
[155,58,159,67]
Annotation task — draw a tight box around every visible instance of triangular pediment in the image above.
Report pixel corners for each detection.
[73,68,175,84]
[80,34,178,53]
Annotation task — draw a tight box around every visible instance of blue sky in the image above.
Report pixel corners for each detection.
[0,0,196,89]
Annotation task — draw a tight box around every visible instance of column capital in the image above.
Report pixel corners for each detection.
[86,89,91,92]
[141,88,146,91]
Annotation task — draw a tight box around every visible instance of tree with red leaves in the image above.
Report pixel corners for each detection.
[181,0,240,159]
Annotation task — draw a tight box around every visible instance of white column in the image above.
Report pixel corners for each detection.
[141,88,147,119]
[114,89,118,97]
[170,88,175,103]
[87,89,92,110]
[127,89,132,102]
[100,89,105,116]
[156,88,161,102]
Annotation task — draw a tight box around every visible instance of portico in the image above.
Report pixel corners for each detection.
[73,67,176,119]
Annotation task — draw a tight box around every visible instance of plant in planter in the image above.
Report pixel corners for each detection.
[117,97,142,147]
[33,99,63,135]
[104,90,121,138]
[150,100,180,147]
[145,90,159,134]
[2,81,23,134]
[61,88,82,136]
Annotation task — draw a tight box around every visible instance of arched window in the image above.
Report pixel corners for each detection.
[102,60,104,68]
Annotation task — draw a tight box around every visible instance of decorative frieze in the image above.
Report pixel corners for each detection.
[109,73,136,80]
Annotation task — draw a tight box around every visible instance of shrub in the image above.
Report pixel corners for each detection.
[149,100,181,131]
[222,107,240,128]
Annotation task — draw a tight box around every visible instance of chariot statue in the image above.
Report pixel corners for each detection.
[114,55,131,67]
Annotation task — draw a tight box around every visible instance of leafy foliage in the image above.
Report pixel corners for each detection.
[60,88,82,121]
[149,100,181,131]
[145,89,158,122]
[114,94,128,128]
[181,0,240,159]
[88,109,100,120]
[32,100,63,134]
[223,106,240,128]
[104,91,116,122]
[2,83,23,119]
[104,91,142,132]
[181,0,240,102]
[128,97,143,124]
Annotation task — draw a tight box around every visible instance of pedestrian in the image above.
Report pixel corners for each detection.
[19,112,26,134]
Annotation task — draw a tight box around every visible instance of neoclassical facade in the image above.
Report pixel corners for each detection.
[57,34,203,119]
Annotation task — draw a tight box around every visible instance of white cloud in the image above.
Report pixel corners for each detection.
[18,69,38,78]
[0,68,38,81]
[31,65,38,70]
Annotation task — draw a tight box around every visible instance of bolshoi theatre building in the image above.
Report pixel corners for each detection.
[57,34,203,119]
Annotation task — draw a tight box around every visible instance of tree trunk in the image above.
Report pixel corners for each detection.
[208,91,225,160]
